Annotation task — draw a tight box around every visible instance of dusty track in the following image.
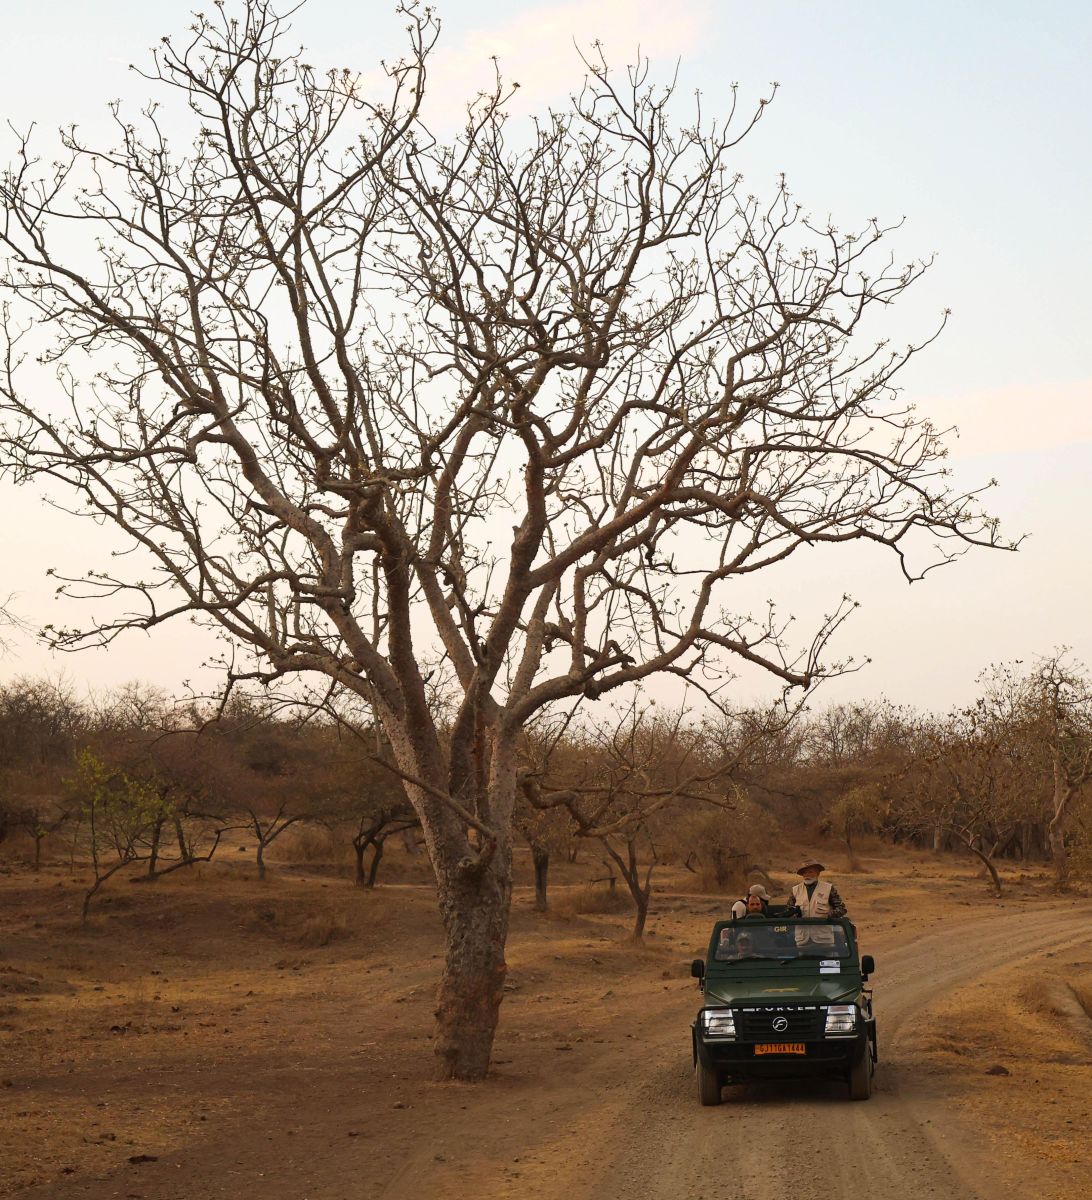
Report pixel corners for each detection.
[372,908,1092,1200]
[554,910,1092,1200]
[8,886,1090,1200]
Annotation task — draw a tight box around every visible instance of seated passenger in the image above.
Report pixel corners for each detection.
[730,883,771,920]
[742,893,768,918]
[732,928,777,959]
[734,932,759,958]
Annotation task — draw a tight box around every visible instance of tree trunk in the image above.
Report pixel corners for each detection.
[1048,819,1068,890]
[631,885,650,939]
[1048,744,1084,889]
[932,824,943,854]
[843,826,861,873]
[353,838,368,887]
[365,838,384,887]
[433,857,512,1082]
[1047,775,1073,890]
[711,846,733,889]
[966,841,1003,898]
[147,816,164,877]
[602,838,654,940]
[531,844,549,912]
[256,840,266,881]
[174,818,190,860]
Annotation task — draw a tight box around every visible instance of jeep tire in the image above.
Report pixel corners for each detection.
[696,1058,722,1106]
[848,1039,873,1101]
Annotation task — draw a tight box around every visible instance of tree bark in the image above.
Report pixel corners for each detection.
[353,838,368,887]
[147,816,164,877]
[433,855,512,1082]
[843,827,861,873]
[174,818,190,861]
[1048,772,1073,890]
[965,840,1003,897]
[601,838,653,940]
[631,887,650,939]
[365,839,384,887]
[256,840,266,881]
[1048,818,1068,890]
[531,844,549,912]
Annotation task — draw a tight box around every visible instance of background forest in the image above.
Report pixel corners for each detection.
[3,650,1089,934]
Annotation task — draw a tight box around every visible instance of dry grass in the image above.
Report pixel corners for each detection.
[549,882,633,917]
[277,824,343,865]
[0,842,1086,1198]
[295,906,352,948]
[1070,971,1092,1021]
[696,863,749,895]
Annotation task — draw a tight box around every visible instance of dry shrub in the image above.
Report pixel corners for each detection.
[295,907,351,948]
[247,902,284,933]
[279,824,341,865]
[1066,794,1092,891]
[551,882,631,917]
[694,854,749,895]
[0,826,67,867]
[1021,975,1092,1051]
[174,861,212,885]
[246,899,352,946]
[668,802,779,894]
[1068,972,1092,1026]
[1068,841,1092,891]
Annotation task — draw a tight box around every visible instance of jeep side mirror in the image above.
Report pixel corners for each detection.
[861,954,875,977]
[691,958,705,980]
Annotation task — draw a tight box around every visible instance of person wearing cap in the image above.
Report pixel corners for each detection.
[730,883,771,920]
[786,858,847,920]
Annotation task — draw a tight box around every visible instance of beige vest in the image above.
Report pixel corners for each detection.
[792,879,835,948]
[792,879,833,918]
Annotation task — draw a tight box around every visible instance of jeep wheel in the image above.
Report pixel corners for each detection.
[848,1043,873,1101]
[696,1059,722,1106]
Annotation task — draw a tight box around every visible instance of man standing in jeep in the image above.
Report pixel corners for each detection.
[787,857,847,919]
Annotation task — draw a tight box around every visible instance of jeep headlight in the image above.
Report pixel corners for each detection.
[701,1008,736,1039]
[824,1005,857,1034]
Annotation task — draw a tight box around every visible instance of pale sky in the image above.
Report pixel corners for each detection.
[1,0,1089,709]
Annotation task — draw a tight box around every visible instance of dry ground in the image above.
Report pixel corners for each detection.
[0,840,1089,1199]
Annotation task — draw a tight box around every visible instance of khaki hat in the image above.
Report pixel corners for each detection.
[795,857,826,874]
[747,884,771,900]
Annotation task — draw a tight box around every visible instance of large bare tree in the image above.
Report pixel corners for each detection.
[0,1,1005,1077]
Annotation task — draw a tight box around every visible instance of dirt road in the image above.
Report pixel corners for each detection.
[7,875,1090,1200]
[555,910,1092,1200]
[371,908,1092,1200]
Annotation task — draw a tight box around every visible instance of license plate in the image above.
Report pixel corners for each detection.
[754,1042,806,1056]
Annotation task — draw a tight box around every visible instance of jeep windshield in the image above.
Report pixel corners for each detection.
[713,921,851,963]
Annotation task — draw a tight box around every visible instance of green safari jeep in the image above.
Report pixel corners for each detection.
[690,916,877,1104]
